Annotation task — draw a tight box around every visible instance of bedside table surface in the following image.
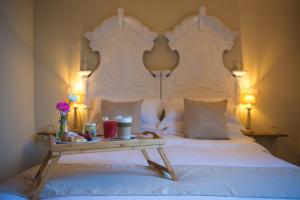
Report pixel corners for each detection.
[242,130,288,137]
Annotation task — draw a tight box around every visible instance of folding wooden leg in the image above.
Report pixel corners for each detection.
[157,148,177,181]
[31,154,60,200]
[141,148,177,181]
[33,151,52,183]
[141,149,151,164]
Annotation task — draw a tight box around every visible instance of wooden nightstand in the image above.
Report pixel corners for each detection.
[241,130,288,154]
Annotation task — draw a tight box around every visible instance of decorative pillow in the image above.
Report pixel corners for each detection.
[101,99,143,134]
[184,99,229,139]
[158,97,235,135]
[90,97,162,132]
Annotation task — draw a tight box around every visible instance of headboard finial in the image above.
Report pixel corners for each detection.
[117,8,124,30]
[198,6,206,31]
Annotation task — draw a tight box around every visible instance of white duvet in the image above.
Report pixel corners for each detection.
[1,126,299,200]
[59,134,293,168]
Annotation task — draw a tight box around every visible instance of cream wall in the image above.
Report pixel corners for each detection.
[34,0,82,133]
[34,0,300,166]
[238,0,300,164]
[0,0,39,180]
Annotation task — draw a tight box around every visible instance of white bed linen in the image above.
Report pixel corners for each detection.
[57,122,292,168]
[0,126,298,200]
[58,135,292,168]
[43,197,297,200]
[0,195,296,200]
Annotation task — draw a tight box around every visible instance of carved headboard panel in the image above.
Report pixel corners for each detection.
[163,7,238,104]
[85,9,158,104]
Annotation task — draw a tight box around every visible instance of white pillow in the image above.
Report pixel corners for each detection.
[159,97,247,139]
[158,98,184,135]
[140,98,163,130]
[89,97,162,132]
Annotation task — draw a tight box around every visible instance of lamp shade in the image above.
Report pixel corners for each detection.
[72,93,86,108]
[242,94,256,105]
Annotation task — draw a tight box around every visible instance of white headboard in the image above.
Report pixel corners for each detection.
[85,9,158,104]
[163,7,238,104]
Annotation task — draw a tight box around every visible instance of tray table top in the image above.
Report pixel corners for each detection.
[37,132,165,154]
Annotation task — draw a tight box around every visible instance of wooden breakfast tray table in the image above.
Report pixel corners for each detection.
[31,132,177,199]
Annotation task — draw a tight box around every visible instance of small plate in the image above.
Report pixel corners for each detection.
[55,137,101,144]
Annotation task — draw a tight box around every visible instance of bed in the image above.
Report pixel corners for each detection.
[1,7,300,200]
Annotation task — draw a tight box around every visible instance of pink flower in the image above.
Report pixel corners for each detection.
[56,102,70,113]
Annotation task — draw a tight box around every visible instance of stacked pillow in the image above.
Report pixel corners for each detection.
[90,96,245,139]
[158,97,246,139]
[90,97,163,133]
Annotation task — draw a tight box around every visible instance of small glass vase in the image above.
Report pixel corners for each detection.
[56,120,68,142]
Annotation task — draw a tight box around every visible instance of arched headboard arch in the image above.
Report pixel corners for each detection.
[163,7,238,105]
[85,9,158,104]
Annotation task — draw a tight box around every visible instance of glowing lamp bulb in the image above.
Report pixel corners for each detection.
[243,94,256,108]
[74,81,83,91]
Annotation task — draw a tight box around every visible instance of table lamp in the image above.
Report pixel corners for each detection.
[71,94,86,132]
[242,94,256,133]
